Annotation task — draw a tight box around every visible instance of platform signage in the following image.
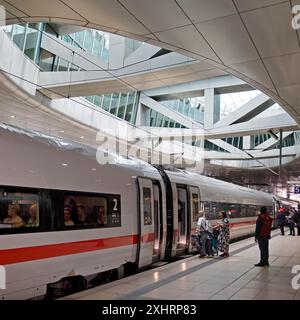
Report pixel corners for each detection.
[294,186,300,194]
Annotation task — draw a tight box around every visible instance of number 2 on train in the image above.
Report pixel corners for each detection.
[113,199,118,211]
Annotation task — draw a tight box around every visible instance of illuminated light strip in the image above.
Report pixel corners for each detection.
[0,235,139,265]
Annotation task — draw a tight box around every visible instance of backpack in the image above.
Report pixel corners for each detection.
[260,214,272,237]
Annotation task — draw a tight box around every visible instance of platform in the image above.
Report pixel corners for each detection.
[63,229,300,300]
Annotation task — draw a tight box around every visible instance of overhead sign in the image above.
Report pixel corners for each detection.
[294,186,300,194]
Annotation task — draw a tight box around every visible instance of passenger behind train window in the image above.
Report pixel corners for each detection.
[0,192,40,229]
[93,205,106,226]
[26,203,39,227]
[64,194,108,228]
[64,206,75,226]
[76,204,90,226]
[3,204,25,228]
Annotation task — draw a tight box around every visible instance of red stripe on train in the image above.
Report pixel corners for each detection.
[191,219,256,232]
[230,220,256,228]
[0,235,139,265]
[0,221,257,265]
[141,232,155,243]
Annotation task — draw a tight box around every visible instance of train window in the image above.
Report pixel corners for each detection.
[63,194,108,227]
[228,205,240,218]
[143,187,152,225]
[248,205,258,217]
[192,193,199,222]
[241,205,247,217]
[0,192,39,228]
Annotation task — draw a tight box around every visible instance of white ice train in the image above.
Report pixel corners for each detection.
[0,128,296,300]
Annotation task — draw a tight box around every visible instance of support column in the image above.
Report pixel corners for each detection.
[135,102,150,126]
[214,93,220,124]
[243,136,251,150]
[279,129,283,180]
[109,34,126,69]
[204,88,220,129]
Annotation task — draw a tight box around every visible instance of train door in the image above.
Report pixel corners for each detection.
[137,178,155,268]
[188,186,201,253]
[176,186,189,253]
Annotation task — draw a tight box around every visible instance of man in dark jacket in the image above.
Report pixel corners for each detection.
[255,207,273,267]
[295,209,300,236]
[277,209,286,236]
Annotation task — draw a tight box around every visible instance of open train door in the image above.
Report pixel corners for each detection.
[137,178,155,268]
[188,186,201,253]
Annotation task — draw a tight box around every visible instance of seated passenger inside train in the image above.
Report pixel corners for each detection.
[3,204,25,228]
[26,203,39,227]
[93,206,106,226]
[64,206,75,226]
[76,204,89,226]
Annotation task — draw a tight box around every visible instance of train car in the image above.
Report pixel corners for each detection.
[275,196,299,212]
[272,196,299,227]
[0,128,277,299]
[159,169,274,258]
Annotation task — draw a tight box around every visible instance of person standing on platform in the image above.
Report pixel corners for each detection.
[217,211,230,258]
[205,220,214,257]
[295,209,300,236]
[287,209,295,236]
[196,215,209,258]
[277,209,286,236]
[254,207,272,267]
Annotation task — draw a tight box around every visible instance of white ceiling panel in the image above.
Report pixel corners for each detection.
[4,0,84,20]
[154,25,221,62]
[188,61,215,72]
[264,52,300,87]
[152,66,196,80]
[122,72,160,85]
[132,80,165,91]
[196,15,259,65]
[0,0,28,17]
[119,0,190,33]
[61,0,150,35]
[160,69,228,86]
[278,85,300,107]
[234,0,288,12]
[176,0,237,23]
[229,59,274,90]
[241,2,299,58]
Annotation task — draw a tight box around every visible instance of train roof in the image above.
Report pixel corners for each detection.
[0,124,279,207]
[166,169,273,206]
[274,196,299,207]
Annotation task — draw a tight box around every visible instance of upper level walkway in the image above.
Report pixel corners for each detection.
[63,228,300,300]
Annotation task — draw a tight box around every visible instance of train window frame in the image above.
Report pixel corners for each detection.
[61,190,121,230]
[0,186,44,235]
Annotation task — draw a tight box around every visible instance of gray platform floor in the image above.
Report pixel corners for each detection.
[62,229,300,300]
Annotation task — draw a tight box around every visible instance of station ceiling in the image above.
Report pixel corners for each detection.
[2,0,300,125]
